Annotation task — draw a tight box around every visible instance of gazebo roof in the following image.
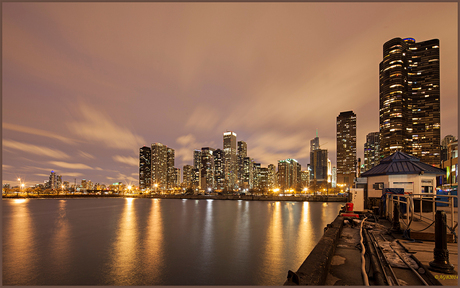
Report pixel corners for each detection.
[360,151,446,177]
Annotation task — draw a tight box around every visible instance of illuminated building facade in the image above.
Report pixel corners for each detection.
[268,164,276,189]
[139,146,151,189]
[183,165,193,188]
[237,141,247,187]
[167,147,176,189]
[278,159,301,192]
[363,132,380,173]
[200,147,215,191]
[441,135,457,162]
[441,140,458,189]
[379,37,440,166]
[151,143,168,190]
[242,157,253,189]
[336,111,357,187]
[213,149,225,190]
[223,131,237,190]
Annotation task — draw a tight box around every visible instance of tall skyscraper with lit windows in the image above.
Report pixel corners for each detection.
[363,132,380,173]
[379,37,440,166]
[223,131,237,190]
[336,111,356,187]
[151,143,168,190]
[139,146,151,189]
[237,141,247,187]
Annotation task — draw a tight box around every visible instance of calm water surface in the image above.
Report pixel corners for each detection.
[3,198,342,285]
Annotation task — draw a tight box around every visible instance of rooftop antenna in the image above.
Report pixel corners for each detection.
[316,128,318,138]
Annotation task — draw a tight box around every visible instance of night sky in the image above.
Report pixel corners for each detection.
[2,2,458,187]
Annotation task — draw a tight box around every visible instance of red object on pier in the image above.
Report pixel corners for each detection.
[341,213,359,218]
[345,202,354,212]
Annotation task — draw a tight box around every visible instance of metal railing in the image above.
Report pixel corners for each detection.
[385,192,457,233]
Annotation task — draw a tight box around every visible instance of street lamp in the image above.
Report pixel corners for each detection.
[154,183,158,194]
[128,185,132,195]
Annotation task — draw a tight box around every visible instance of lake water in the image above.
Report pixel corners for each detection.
[2,198,342,285]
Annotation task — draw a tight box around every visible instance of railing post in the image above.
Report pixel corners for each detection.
[432,193,436,221]
[392,201,401,232]
[429,211,455,273]
[386,193,389,219]
[419,194,422,219]
[406,195,410,229]
[449,192,454,231]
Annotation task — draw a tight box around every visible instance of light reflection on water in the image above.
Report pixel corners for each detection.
[106,197,138,285]
[3,198,342,285]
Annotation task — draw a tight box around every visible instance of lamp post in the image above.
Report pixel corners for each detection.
[154,183,158,195]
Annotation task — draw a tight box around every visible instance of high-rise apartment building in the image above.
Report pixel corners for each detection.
[242,157,253,189]
[252,162,262,190]
[167,147,176,189]
[363,132,380,173]
[192,149,202,189]
[336,111,357,187]
[48,170,62,189]
[183,165,193,188]
[237,141,247,188]
[268,164,276,190]
[200,147,215,191]
[379,37,440,166]
[139,146,151,189]
[213,149,225,190]
[223,131,237,190]
[278,158,301,192]
[151,143,168,190]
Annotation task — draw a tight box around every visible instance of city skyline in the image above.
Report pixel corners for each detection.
[2,2,458,186]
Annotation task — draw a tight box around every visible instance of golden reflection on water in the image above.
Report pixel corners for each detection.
[261,201,282,276]
[199,199,214,272]
[4,199,36,283]
[142,198,164,283]
[50,200,70,273]
[107,197,138,284]
[295,202,314,263]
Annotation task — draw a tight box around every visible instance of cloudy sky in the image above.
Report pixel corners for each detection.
[2,2,458,187]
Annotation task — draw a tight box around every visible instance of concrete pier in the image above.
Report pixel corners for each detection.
[284,211,458,286]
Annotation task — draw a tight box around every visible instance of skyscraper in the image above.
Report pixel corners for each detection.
[278,158,301,192]
[237,140,247,188]
[242,157,253,189]
[223,131,237,190]
[336,111,356,187]
[139,146,151,189]
[151,143,168,190]
[363,132,380,173]
[213,149,225,190]
[268,164,276,190]
[379,37,440,166]
[183,165,193,188]
[200,147,215,191]
[167,147,175,189]
[311,149,328,184]
[310,130,320,181]
[310,131,328,184]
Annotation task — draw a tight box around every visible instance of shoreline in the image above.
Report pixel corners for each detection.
[2,194,348,202]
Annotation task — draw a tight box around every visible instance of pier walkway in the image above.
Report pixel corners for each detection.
[285,208,458,286]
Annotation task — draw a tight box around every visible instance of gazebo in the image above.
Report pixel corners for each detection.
[360,151,446,208]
